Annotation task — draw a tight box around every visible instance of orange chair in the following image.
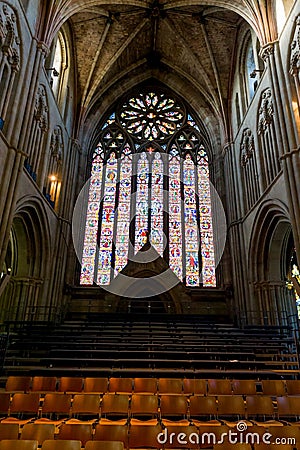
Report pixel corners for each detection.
[85,442,124,450]
[207,379,232,395]
[2,393,40,424]
[101,394,130,419]
[31,377,57,392]
[261,380,285,396]
[0,423,19,440]
[57,423,93,445]
[36,393,71,423]
[70,394,100,420]
[158,378,182,395]
[0,441,38,450]
[190,395,218,418]
[108,378,133,394]
[197,425,229,449]
[183,379,207,396]
[0,393,11,416]
[130,394,158,419]
[232,380,257,396]
[84,378,108,394]
[246,396,281,426]
[217,395,246,421]
[277,395,300,422]
[21,424,55,446]
[133,378,157,394]
[42,440,81,450]
[5,376,31,393]
[160,395,188,421]
[58,377,83,393]
[128,423,162,448]
[285,380,300,395]
[94,422,128,447]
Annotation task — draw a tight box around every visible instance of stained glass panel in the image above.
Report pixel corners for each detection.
[169,148,183,280]
[135,152,149,252]
[198,146,216,287]
[151,152,164,255]
[97,153,118,285]
[80,145,103,285]
[81,90,217,289]
[115,145,132,275]
[184,154,200,286]
[120,92,184,141]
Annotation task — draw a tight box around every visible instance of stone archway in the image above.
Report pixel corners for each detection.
[0,200,50,322]
[248,200,297,326]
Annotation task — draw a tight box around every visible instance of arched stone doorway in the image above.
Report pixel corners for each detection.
[249,201,298,326]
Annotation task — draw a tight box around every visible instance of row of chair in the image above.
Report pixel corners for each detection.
[0,440,122,450]
[5,376,300,396]
[1,392,300,423]
[0,423,298,449]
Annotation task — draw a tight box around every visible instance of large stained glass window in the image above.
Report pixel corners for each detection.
[80,90,216,287]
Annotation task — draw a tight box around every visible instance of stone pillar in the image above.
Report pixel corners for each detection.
[0,40,49,273]
[260,42,300,261]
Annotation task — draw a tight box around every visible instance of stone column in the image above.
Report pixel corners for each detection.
[260,42,300,261]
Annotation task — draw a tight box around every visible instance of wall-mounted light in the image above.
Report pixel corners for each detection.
[250,69,264,79]
[45,67,59,77]
[49,174,57,182]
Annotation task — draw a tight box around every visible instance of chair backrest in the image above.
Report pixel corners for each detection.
[189,395,217,416]
[85,441,124,450]
[0,423,19,440]
[0,440,38,450]
[128,423,162,448]
[133,378,157,394]
[232,380,257,395]
[42,440,81,450]
[71,394,100,416]
[94,423,128,446]
[42,394,72,414]
[246,396,274,417]
[0,393,11,414]
[207,379,232,395]
[108,378,132,394]
[183,379,207,395]
[84,378,108,394]
[261,380,285,396]
[131,394,158,416]
[10,393,40,414]
[21,423,55,445]
[277,395,300,419]
[58,424,93,445]
[58,377,83,393]
[31,377,57,392]
[285,380,300,395]
[217,395,245,416]
[160,395,188,417]
[101,394,130,417]
[5,376,32,393]
[158,378,183,394]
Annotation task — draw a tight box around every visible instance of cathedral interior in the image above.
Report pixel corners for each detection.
[0,0,300,449]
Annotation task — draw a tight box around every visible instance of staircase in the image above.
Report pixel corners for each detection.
[1,314,299,379]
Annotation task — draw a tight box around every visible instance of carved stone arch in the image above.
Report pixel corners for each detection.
[0,2,20,67]
[248,199,296,325]
[0,197,52,322]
